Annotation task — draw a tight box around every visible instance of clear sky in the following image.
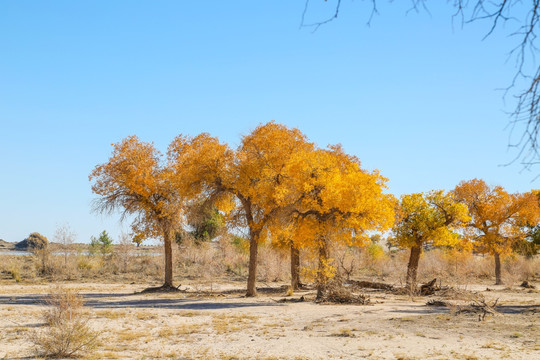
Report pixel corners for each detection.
[0,1,535,244]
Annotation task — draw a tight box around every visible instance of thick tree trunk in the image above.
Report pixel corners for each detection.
[290,244,300,291]
[316,239,329,300]
[246,232,259,297]
[406,245,422,291]
[163,230,174,288]
[494,252,503,285]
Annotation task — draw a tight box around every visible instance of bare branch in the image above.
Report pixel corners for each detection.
[301,0,540,171]
[301,0,342,32]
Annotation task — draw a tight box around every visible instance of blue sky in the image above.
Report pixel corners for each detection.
[0,1,535,244]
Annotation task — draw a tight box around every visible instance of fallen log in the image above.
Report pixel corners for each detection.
[348,280,394,291]
[455,298,499,321]
[420,278,439,296]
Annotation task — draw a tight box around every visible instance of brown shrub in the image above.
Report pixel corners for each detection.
[31,286,98,358]
[257,245,288,283]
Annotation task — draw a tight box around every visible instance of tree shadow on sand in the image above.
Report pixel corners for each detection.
[0,289,286,311]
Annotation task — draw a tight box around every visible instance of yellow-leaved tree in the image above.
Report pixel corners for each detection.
[169,123,314,297]
[229,123,315,297]
[288,146,395,299]
[392,191,470,289]
[454,179,540,285]
[89,135,184,290]
[167,132,234,211]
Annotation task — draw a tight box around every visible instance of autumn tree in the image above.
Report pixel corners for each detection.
[454,179,540,284]
[288,146,395,299]
[268,224,304,291]
[132,234,144,248]
[90,136,184,290]
[232,123,319,297]
[168,123,315,297]
[521,225,540,256]
[392,191,470,289]
[519,189,540,256]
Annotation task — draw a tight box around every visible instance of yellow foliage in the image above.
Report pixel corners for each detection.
[443,246,473,265]
[286,146,396,250]
[89,135,183,240]
[366,243,386,262]
[90,123,397,293]
[393,190,470,250]
[454,179,540,256]
[168,132,233,202]
[300,255,336,283]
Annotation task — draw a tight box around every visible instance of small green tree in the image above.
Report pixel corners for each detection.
[190,207,225,244]
[89,230,113,256]
[514,225,540,257]
[176,204,225,246]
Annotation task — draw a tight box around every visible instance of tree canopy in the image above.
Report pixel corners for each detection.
[454,178,540,284]
[274,144,396,298]
[90,124,540,292]
[393,190,470,287]
[90,135,184,289]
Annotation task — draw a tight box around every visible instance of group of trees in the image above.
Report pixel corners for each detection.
[395,182,540,288]
[90,122,540,296]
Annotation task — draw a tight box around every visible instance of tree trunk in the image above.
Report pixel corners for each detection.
[246,232,259,297]
[290,244,300,291]
[406,245,422,291]
[163,230,174,288]
[494,251,503,285]
[316,238,329,300]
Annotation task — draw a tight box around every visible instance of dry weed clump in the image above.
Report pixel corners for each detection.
[501,255,540,286]
[1,242,537,290]
[0,255,37,282]
[316,281,370,305]
[31,286,98,358]
[218,236,249,278]
[257,245,288,283]
[177,241,225,282]
[451,298,500,321]
[334,245,360,281]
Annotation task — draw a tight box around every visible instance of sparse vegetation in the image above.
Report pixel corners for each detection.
[31,286,98,358]
[16,232,48,250]
[89,230,113,257]
[0,126,538,358]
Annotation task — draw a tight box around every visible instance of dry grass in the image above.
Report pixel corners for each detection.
[95,309,128,320]
[115,329,149,342]
[212,313,258,334]
[31,286,98,358]
[1,246,539,298]
[0,279,537,359]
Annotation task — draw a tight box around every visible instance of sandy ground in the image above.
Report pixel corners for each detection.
[0,281,539,360]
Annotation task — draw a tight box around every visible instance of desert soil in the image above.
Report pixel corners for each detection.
[0,281,539,359]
